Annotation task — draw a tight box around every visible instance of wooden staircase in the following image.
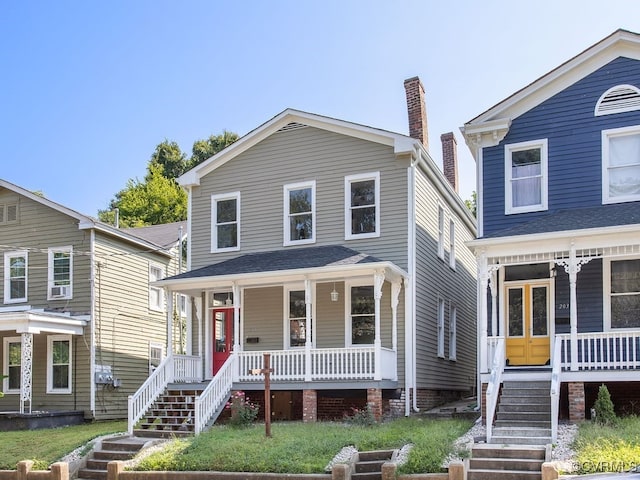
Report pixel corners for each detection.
[134,385,205,437]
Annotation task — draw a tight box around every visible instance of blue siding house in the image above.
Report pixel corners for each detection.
[462,29,640,443]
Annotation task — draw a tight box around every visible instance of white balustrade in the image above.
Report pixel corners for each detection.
[173,355,203,382]
[128,353,174,435]
[558,331,640,371]
[485,338,505,443]
[194,355,235,434]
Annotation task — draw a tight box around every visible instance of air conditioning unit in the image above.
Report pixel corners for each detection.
[50,285,70,298]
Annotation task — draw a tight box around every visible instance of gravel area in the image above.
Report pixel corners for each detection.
[442,419,579,473]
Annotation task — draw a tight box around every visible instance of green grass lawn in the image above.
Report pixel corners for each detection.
[573,416,640,474]
[135,417,473,474]
[0,420,127,470]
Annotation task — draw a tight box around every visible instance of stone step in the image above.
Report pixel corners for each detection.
[469,458,544,472]
[467,468,542,480]
[471,445,546,460]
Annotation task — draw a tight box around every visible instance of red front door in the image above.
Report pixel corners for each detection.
[213,308,234,374]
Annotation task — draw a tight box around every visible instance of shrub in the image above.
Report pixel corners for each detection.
[226,391,259,428]
[343,404,377,427]
[593,384,617,426]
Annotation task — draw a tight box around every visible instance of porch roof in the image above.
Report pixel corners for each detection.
[156,245,407,291]
[0,309,87,335]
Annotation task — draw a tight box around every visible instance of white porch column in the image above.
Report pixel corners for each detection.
[232,283,241,352]
[555,244,593,372]
[490,269,498,337]
[373,272,385,381]
[478,253,490,373]
[166,291,174,354]
[19,332,33,414]
[391,281,401,352]
[304,278,313,382]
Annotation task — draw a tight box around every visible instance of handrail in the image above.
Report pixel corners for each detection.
[127,353,174,435]
[194,354,236,434]
[485,338,505,443]
[550,336,563,442]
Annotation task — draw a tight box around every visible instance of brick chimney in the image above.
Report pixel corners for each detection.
[404,77,428,150]
[441,132,459,192]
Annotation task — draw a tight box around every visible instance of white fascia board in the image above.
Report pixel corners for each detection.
[467,223,640,257]
[178,108,414,187]
[155,261,409,293]
[0,312,87,335]
[466,30,640,127]
[460,118,512,154]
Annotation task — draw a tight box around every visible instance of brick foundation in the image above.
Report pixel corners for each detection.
[367,388,383,421]
[568,382,585,422]
[414,388,468,412]
[302,389,317,423]
[481,383,487,425]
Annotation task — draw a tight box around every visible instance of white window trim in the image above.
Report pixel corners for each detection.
[603,255,640,331]
[211,192,241,252]
[149,263,165,312]
[344,279,375,347]
[283,181,316,246]
[149,342,164,375]
[504,138,548,214]
[437,205,445,260]
[47,334,72,394]
[345,172,380,240]
[3,336,21,394]
[4,250,28,304]
[449,305,457,361]
[47,246,73,300]
[283,284,313,349]
[0,202,18,225]
[449,219,456,270]
[437,297,445,358]
[602,125,640,204]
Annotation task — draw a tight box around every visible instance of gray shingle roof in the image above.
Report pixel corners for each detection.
[483,202,640,239]
[123,221,187,248]
[169,245,383,280]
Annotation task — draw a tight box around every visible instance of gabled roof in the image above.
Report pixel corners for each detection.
[461,29,640,152]
[123,221,187,249]
[178,108,418,187]
[0,178,173,256]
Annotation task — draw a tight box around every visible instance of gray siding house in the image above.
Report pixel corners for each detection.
[0,179,184,423]
[137,78,477,433]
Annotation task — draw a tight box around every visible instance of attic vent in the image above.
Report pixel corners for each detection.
[595,84,640,116]
[277,122,308,132]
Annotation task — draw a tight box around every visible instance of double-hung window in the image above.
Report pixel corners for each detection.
[449,305,457,361]
[149,264,165,311]
[47,335,72,393]
[505,139,548,214]
[0,202,18,225]
[4,251,27,303]
[284,181,315,245]
[48,247,72,300]
[348,284,375,345]
[602,126,640,204]
[437,297,445,358]
[345,172,380,239]
[211,192,240,252]
[287,289,307,347]
[606,258,640,329]
[3,337,21,393]
[437,206,445,259]
[449,220,456,270]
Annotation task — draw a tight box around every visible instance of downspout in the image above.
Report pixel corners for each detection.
[406,158,418,414]
[89,229,96,417]
[411,157,419,414]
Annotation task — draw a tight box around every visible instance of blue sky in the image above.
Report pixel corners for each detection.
[2,1,640,216]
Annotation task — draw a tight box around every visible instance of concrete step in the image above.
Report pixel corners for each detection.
[469,458,544,471]
[133,428,193,438]
[355,460,385,473]
[467,468,542,480]
[496,412,550,422]
[93,450,135,461]
[498,403,551,413]
[502,381,550,389]
[471,445,546,460]
[358,450,394,462]
[495,420,551,429]
[498,396,550,405]
[493,427,551,438]
[490,436,551,445]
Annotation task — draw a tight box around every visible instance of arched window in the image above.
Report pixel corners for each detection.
[595,84,640,116]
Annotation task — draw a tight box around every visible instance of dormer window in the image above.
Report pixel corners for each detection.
[595,84,640,116]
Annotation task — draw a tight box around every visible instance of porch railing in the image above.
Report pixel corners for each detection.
[194,354,235,434]
[485,337,505,443]
[558,331,640,371]
[550,337,562,442]
[127,354,203,434]
[236,347,396,382]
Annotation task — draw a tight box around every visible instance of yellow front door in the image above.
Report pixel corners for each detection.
[505,282,550,366]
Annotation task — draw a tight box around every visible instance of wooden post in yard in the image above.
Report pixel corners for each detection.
[250,352,273,437]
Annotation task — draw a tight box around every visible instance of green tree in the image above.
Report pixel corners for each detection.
[99,131,238,226]
[593,384,617,426]
[464,191,477,218]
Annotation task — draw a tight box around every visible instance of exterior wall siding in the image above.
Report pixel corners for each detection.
[414,168,477,392]
[482,56,640,237]
[189,126,409,271]
[554,259,604,334]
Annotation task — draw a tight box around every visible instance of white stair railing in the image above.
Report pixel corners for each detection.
[485,338,505,443]
[127,353,175,435]
[550,337,563,442]
[194,354,236,434]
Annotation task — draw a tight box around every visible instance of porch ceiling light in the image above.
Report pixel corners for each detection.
[331,283,339,302]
